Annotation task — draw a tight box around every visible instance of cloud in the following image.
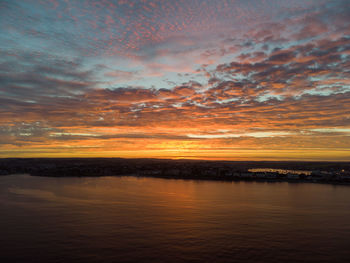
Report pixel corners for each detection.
[104,70,139,81]
[0,0,349,160]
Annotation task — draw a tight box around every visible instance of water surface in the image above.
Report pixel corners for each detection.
[1,174,350,262]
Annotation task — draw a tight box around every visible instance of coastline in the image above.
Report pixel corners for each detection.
[1,158,349,186]
[2,172,350,186]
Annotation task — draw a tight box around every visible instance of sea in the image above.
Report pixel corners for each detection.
[1,174,350,262]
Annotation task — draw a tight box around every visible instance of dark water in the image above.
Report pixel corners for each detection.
[1,175,350,263]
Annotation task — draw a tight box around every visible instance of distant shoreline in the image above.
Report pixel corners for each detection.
[1,158,349,185]
[2,172,350,187]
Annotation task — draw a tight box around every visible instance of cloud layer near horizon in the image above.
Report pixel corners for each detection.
[0,0,350,160]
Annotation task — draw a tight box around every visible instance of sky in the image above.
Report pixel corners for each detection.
[0,0,350,161]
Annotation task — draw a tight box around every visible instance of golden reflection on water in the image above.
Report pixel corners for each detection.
[1,174,350,262]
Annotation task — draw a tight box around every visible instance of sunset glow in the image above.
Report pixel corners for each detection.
[1,0,350,160]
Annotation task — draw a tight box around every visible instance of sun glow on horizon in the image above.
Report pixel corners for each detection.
[0,0,349,161]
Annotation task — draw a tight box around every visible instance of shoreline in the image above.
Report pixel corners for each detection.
[1,158,349,185]
[2,172,350,186]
